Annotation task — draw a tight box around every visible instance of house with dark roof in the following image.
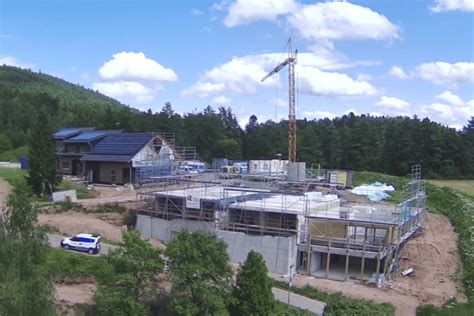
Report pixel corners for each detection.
[80,132,174,184]
[54,128,121,176]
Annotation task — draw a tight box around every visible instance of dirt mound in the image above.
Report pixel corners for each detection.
[391,212,466,306]
[38,212,123,243]
[94,212,124,226]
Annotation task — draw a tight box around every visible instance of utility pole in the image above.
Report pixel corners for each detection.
[261,38,298,162]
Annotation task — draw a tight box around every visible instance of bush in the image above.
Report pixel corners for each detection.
[0,146,28,162]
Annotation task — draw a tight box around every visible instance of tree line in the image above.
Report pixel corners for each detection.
[1,65,473,178]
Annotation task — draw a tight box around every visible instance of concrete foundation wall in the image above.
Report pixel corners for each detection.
[136,215,296,275]
[310,252,322,272]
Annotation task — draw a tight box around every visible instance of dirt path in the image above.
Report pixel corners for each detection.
[272,212,465,316]
[0,178,10,209]
[54,282,96,305]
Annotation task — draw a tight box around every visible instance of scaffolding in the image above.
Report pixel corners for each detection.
[134,166,426,285]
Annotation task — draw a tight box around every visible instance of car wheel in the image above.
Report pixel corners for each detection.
[88,248,94,255]
[64,244,70,250]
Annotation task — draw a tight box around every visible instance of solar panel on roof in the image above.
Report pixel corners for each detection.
[66,131,108,141]
[53,129,81,137]
[88,133,153,157]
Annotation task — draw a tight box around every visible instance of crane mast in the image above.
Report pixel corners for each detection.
[261,38,297,162]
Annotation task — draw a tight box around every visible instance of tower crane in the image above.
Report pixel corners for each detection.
[261,38,298,162]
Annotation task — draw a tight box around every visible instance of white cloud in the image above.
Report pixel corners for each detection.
[181,81,225,98]
[436,91,464,106]
[356,74,372,82]
[0,56,34,69]
[212,95,232,106]
[224,0,296,27]
[297,66,378,97]
[413,61,474,85]
[98,51,177,82]
[182,57,278,97]
[420,91,474,128]
[375,96,411,111]
[223,1,400,44]
[430,0,474,12]
[92,81,154,105]
[183,51,378,98]
[287,1,400,42]
[302,110,338,120]
[389,66,409,79]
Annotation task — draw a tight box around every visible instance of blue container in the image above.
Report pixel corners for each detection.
[19,156,29,170]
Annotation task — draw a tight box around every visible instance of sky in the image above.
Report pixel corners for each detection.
[0,0,473,129]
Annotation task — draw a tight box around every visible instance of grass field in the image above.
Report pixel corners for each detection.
[427,180,474,198]
[0,167,26,185]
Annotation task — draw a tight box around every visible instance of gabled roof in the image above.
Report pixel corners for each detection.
[63,130,121,143]
[80,132,154,163]
[53,127,94,140]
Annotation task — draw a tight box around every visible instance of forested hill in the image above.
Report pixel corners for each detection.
[0,65,124,109]
[0,65,473,178]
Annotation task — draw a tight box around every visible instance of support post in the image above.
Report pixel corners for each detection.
[306,234,312,276]
[325,238,331,278]
[345,235,350,281]
[360,243,366,281]
[375,252,381,286]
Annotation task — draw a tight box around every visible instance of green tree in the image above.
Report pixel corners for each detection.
[233,250,275,316]
[0,133,13,153]
[0,182,54,316]
[94,230,164,316]
[27,108,60,196]
[165,231,233,316]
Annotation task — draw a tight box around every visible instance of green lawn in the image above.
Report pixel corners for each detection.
[427,180,474,198]
[0,167,26,186]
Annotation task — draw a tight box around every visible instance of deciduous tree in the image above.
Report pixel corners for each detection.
[165,231,233,316]
[94,230,164,316]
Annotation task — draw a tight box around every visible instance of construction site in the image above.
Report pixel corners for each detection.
[133,165,426,286]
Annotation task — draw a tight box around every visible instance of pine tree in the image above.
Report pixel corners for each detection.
[27,108,60,196]
[233,251,275,316]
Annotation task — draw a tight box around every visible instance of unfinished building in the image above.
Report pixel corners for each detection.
[135,167,425,284]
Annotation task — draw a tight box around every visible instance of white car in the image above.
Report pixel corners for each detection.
[60,233,101,255]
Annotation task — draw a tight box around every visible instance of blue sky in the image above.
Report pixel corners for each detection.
[1,0,473,129]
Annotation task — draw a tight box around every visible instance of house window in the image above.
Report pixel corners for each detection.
[62,161,70,170]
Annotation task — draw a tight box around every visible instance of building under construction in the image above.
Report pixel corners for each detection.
[135,166,426,285]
